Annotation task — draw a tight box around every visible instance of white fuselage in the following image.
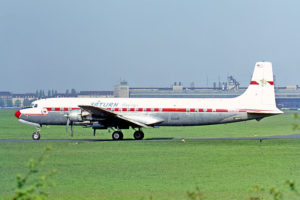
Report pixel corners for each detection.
[16,97,274,127]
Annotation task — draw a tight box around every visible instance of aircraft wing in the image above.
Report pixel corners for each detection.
[78,105,163,128]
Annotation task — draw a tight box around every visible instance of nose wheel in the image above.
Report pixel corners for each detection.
[32,131,40,140]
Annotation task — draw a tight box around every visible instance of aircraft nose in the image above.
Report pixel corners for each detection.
[15,110,22,119]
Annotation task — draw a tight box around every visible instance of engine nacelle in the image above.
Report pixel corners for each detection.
[68,110,82,122]
[68,109,90,122]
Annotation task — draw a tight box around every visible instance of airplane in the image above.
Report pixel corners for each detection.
[14,61,283,140]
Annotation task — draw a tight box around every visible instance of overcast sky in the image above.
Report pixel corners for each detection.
[1,0,300,93]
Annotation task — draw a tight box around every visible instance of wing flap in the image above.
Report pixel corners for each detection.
[246,109,283,115]
[117,115,149,128]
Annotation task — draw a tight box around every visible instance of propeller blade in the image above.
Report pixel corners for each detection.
[66,118,70,133]
[71,123,74,137]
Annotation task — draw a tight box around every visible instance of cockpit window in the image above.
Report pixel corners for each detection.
[30,103,38,108]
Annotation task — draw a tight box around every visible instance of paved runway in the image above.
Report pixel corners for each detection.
[0,134,300,143]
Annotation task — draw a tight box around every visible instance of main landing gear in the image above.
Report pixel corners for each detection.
[112,131,123,140]
[111,129,144,141]
[133,130,144,140]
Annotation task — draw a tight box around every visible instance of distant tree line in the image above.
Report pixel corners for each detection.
[0,98,13,107]
[35,89,77,99]
[0,98,34,108]
[0,89,77,108]
[36,90,58,99]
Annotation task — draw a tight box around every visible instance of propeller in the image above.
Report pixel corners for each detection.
[65,114,74,137]
[64,109,85,137]
[66,117,70,132]
[71,122,74,137]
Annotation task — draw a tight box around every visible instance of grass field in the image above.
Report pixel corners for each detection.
[1,110,300,199]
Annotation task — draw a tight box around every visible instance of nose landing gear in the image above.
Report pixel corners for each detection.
[32,131,40,140]
[32,127,41,140]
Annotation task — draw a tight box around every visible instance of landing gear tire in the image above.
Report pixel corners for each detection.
[32,132,40,140]
[112,131,123,140]
[134,131,144,140]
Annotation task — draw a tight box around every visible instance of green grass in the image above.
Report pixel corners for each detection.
[0,111,300,199]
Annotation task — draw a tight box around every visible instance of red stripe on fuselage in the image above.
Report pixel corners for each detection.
[42,107,273,114]
[162,108,187,112]
[216,109,228,112]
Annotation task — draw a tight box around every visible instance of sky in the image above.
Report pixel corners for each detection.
[1,0,300,93]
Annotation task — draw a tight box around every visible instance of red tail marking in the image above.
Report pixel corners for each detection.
[250,81,259,85]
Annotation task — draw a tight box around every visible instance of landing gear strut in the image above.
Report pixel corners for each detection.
[32,131,40,140]
[112,131,123,140]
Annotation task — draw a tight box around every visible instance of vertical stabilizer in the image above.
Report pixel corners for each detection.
[237,62,282,114]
